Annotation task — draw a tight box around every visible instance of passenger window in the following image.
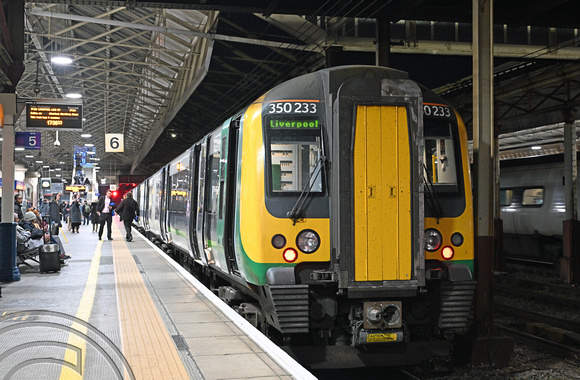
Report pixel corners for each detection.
[522,188,544,206]
[500,189,513,206]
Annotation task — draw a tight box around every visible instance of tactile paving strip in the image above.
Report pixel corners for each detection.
[113,240,189,379]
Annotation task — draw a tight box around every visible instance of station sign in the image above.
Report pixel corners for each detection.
[15,132,41,150]
[26,99,83,131]
[65,185,86,192]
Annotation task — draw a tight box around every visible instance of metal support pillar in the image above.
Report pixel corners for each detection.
[562,108,579,283]
[471,0,512,366]
[0,94,20,282]
[375,18,390,67]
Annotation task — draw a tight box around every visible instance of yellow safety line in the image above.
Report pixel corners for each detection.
[113,223,189,380]
[59,240,103,379]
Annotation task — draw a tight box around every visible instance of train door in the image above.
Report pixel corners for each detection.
[353,105,413,281]
[204,129,223,267]
[163,168,172,243]
[195,137,209,264]
[189,144,204,262]
[224,117,240,274]
[160,167,169,242]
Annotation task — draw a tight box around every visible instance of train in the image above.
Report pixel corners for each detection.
[500,155,577,265]
[133,65,475,368]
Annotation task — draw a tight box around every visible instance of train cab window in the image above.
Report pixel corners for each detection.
[522,188,544,206]
[424,122,458,191]
[265,116,324,194]
[500,189,513,206]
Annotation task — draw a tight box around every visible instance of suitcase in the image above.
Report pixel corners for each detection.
[39,244,61,273]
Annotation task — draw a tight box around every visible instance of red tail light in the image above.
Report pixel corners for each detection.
[441,246,454,260]
[283,248,298,263]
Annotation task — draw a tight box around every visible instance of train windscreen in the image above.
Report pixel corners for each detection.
[265,116,323,194]
[424,120,458,192]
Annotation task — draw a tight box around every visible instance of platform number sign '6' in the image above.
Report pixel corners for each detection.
[105,133,124,152]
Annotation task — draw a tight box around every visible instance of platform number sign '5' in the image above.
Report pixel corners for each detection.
[105,133,124,152]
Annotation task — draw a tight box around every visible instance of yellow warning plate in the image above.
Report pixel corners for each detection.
[366,333,398,343]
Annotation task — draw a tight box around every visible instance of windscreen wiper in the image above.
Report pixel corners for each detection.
[422,163,444,221]
[287,154,326,225]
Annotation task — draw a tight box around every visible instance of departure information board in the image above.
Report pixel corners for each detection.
[26,101,83,130]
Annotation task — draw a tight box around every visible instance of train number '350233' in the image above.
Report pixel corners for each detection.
[268,101,317,114]
[423,104,452,118]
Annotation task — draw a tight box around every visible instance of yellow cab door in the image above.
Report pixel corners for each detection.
[353,105,412,282]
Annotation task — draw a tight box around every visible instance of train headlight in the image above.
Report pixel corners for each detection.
[283,248,298,263]
[451,232,464,247]
[424,229,442,252]
[441,246,455,260]
[271,234,286,249]
[296,230,320,253]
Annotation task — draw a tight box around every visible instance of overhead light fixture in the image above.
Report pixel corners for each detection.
[15,147,25,151]
[84,143,94,147]
[42,165,50,168]
[87,151,96,155]
[81,133,92,138]
[66,93,82,99]
[56,174,61,177]
[51,56,73,65]
[36,160,43,163]
[25,155,34,158]
[55,168,61,171]
[531,146,542,150]
[59,161,66,164]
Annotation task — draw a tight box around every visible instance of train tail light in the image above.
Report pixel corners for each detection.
[283,248,298,263]
[441,246,454,260]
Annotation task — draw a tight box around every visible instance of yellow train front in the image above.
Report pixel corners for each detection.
[232,66,475,367]
[136,65,475,368]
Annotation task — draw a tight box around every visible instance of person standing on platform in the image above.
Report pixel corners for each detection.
[82,200,91,225]
[48,193,62,235]
[14,194,24,221]
[39,198,50,217]
[115,192,139,242]
[90,201,99,232]
[69,200,82,233]
[97,190,115,240]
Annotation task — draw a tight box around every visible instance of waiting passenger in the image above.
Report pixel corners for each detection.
[69,200,82,233]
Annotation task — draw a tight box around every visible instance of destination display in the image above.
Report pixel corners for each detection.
[26,101,83,130]
[268,118,320,129]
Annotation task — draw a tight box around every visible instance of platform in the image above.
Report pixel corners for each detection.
[0,219,315,380]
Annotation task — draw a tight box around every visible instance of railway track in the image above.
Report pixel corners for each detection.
[494,275,580,362]
[494,275,580,308]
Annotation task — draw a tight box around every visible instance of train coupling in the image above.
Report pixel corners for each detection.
[353,301,404,345]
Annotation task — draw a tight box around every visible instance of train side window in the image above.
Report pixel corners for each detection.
[522,188,544,206]
[500,189,513,206]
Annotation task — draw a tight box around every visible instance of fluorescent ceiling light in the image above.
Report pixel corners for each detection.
[59,161,66,164]
[43,165,50,168]
[36,160,43,163]
[15,147,25,151]
[66,93,82,99]
[84,143,94,147]
[80,133,92,138]
[56,174,61,177]
[25,155,34,158]
[531,146,542,150]
[51,56,73,64]
[55,168,61,171]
